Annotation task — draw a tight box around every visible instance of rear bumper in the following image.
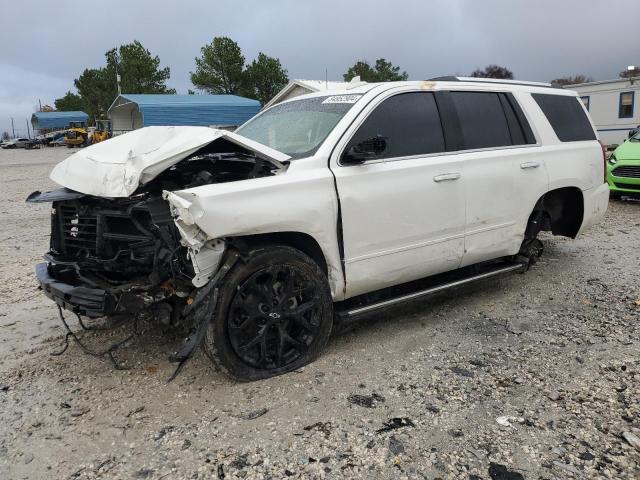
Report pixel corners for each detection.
[578,183,609,235]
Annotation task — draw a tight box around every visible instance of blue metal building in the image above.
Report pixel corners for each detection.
[108,94,261,132]
[31,111,89,131]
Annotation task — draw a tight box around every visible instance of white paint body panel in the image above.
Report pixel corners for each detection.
[49,80,608,302]
[50,126,290,198]
[164,159,346,299]
[334,156,466,297]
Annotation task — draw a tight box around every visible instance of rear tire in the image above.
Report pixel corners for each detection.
[204,245,333,381]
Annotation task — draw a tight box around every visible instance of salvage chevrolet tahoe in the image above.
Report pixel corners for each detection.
[29,77,609,380]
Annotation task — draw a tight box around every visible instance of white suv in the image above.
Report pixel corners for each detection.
[30,77,609,380]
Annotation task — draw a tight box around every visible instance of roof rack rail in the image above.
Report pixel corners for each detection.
[429,76,459,82]
[428,76,556,88]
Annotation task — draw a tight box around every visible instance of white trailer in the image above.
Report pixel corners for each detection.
[567,77,639,147]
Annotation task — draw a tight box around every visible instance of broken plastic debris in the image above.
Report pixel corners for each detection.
[376,417,415,434]
[303,422,332,438]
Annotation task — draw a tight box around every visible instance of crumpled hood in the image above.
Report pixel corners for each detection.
[50,126,290,197]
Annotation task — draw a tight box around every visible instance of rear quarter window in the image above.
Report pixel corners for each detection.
[532,93,596,142]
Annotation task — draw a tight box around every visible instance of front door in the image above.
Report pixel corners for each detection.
[330,91,466,298]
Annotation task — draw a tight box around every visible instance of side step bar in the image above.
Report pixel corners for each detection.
[341,263,525,318]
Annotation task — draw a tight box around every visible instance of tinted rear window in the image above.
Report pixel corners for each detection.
[346,92,445,159]
[532,93,596,142]
[450,92,512,149]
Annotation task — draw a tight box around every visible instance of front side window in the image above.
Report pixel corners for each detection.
[619,92,635,119]
[236,95,362,159]
[450,92,512,149]
[344,92,445,160]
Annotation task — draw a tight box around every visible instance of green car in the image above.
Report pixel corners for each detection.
[607,129,640,198]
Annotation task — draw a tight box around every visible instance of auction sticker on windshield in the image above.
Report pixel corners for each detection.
[322,95,362,104]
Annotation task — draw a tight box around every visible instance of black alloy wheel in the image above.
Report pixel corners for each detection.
[204,245,333,381]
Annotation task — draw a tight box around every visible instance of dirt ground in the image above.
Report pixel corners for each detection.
[0,147,638,480]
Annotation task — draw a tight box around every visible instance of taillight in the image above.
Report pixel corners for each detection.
[599,140,607,183]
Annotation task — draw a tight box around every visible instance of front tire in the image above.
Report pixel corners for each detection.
[204,245,333,381]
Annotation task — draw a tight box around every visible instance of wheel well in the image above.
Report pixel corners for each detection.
[529,187,584,239]
[229,232,328,274]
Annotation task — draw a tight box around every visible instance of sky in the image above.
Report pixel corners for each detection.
[0,0,637,136]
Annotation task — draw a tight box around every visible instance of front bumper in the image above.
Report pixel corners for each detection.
[36,263,114,317]
[35,263,152,318]
[607,161,640,194]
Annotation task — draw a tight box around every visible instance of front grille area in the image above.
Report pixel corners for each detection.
[614,182,640,191]
[53,200,157,270]
[611,165,640,178]
[59,205,98,256]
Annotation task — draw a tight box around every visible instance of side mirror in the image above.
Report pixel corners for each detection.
[342,135,387,164]
[629,128,638,139]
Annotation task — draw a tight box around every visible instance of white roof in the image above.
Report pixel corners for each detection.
[295,79,353,91]
[264,79,356,108]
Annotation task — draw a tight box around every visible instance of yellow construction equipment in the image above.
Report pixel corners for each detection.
[64,120,111,147]
[64,121,88,148]
[90,119,111,144]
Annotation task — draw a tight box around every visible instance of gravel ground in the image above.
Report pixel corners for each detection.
[0,147,639,480]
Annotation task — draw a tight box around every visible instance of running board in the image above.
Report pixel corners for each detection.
[340,263,525,319]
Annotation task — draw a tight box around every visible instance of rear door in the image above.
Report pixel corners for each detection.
[330,90,466,298]
[444,90,546,266]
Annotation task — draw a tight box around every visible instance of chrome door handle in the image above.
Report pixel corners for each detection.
[520,161,540,169]
[433,173,461,182]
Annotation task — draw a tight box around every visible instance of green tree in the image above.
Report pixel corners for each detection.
[67,40,174,120]
[244,53,289,105]
[73,68,112,120]
[550,74,592,87]
[103,41,174,95]
[470,65,513,79]
[54,91,85,111]
[343,58,408,82]
[191,37,246,94]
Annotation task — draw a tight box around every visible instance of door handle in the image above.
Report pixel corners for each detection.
[520,161,540,169]
[433,173,461,182]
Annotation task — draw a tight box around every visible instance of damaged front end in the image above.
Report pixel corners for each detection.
[29,134,288,321]
[30,188,190,318]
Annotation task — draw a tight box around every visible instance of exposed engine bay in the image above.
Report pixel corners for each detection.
[28,149,286,320]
